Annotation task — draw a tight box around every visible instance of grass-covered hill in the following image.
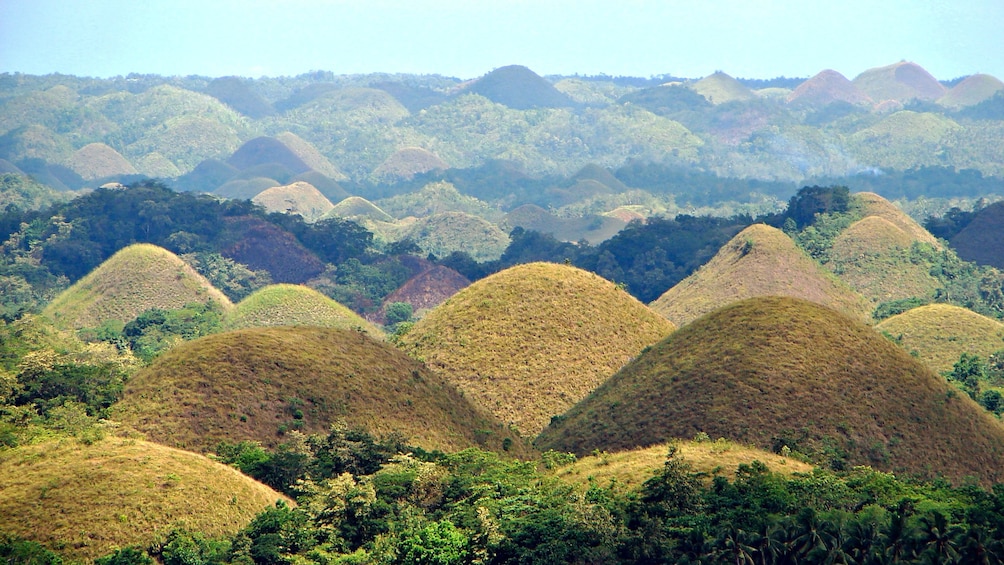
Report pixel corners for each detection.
[250,180,335,222]
[786,69,872,107]
[649,223,871,326]
[828,216,941,304]
[204,76,275,119]
[951,200,1004,269]
[112,326,527,455]
[464,65,576,110]
[502,203,628,245]
[325,196,395,222]
[226,136,311,175]
[372,265,470,323]
[397,262,676,436]
[223,283,383,337]
[852,61,946,102]
[0,435,288,562]
[875,303,1004,374]
[551,439,814,492]
[937,73,1004,109]
[854,192,941,247]
[274,131,347,181]
[689,71,756,105]
[375,181,501,221]
[402,211,511,262]
[370,146,448,182]
[42,243,233,330]
[68,142,138,180]
[537,296,1004,485]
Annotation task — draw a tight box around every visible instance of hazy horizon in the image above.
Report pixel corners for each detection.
[2,0,1003,81]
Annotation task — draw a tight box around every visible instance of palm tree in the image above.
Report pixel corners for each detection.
[881,500,916,564]
[789,507,830,561]
[956,523,1003,565]
[914,510,960,565]
[749,519,786,565]
[714,523,756,565]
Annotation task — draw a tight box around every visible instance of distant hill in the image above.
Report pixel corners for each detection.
[689,72,756,104]
[537,296,1004,485]
[616,83,712,116]
[220,216,326,283]
[852,61,946,102]
[570,163,629,192]
[371,80,450,112]
[876,303,1004,374]
[42,243,232,330]
[376,181,501,221]
[173,158,238,193]
[226,136,311,175]
[136,151,181,177]
[938,74,1004,109]
[854,192,941,246]
[464,65,575,110]
[290,169,350,202]
[371,265,470,324]
[502,203,628,245]
[213,176,280,200]
[224,283,383,337]
[67,142,138,180]
[204,76,274,118]
[0,436,287,562]
[112,326,527,455]
[274,131,348,180]
[951,200,1004,268]
[371,147,448,182]
[403,211,510,262]
[0,124,74,165]
[848,111,963,170]
[397,262,676,435]
[787,69,872,107]
[650,224,871,326]
[326,195,395,222]
[251,181,335,222]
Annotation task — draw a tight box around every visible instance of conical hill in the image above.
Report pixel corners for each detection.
[274,131,346,179]
[853,61,946,102]
[650,224,871,326]
[325,196,395,222]
[397,262,676,436]
[690,71,755,104]
[251,180,335,222]
[371,146,448,182]
[950,201,1004,269]
[224,283,383,337]
[42,243,232,329]
[465,65,575,110]
[787,69,872,107]
[112,326,527,455]
[537,296,1004,485]
[855,192,940,247]
[372,265,470,324]
[937,74,1004,109]
[0,436,288,562]
[876,304,1004,374]
[68,142,138,180]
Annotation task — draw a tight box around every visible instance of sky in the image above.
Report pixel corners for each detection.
[1,0,1002,81]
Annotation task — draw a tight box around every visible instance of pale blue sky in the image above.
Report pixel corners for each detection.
[2,0,1002,81]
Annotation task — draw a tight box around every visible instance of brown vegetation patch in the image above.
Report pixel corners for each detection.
[787,69,872,107]
[371,265,470,324]
[251,181,335,223]
[220,216,325,283]
[68,142,138,180]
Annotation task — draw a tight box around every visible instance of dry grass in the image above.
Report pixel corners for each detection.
[42,243,233,330]
[786,69,872,106]
[0,435,288,562]
[68,142,138,180]
[251,181,335,223]
[852,62,946,102]
[650,224,872,326]
[552,440,814,492]
[372,265,470,324]
[876,303,1004,374]
[854,192,941,247]
[538,296,1004,486]
[325,196,395,223]
[397,262,676,436]
[111,326,529,457]
[938,74,1004,109]
[224,283,383,337]
[689,72,755,105]
[274,131,347,180]
[402,211,511,262]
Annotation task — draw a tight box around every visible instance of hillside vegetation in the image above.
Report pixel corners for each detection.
[223,284,383,336]
[876,303,1004,374]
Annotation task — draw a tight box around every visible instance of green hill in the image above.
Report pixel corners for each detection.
[951,200,1004,269]
[274,131,347,180]
[403,211,510,262]
[42,243,232,330]
[650,223,871,326]
[226,136,311,175]
[852,61,946,102]
[376,181,499,221]
[371,147,448,182]
[0,436,288,562]
[325,196,395,222]
[204,76,274,119]
[112,326,527,455]
[849,113,964,170]
[537,296,1004,485]
[397,262,676,436]
[224,283,383,337]
[937,73,1004,109]
[875,303,1004,374]
[464,65,575,110]
[689,71,755,104]
[250,181,335,222]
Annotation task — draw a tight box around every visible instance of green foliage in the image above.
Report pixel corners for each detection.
[0,534,63,565]
[117,302,224,362]
[873,296,932,320]
[95,546,153,565]
[396,520,470,565]
[181,252,272,302]
[383,302,413,327]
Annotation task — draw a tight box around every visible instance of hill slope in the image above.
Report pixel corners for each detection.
[0,436,287,562]
[464,65,575,109]
[787,69,872,107]
[650,224,871,326]
[42,243,233,329]
[250,181,335,222]
[224,283,382,337]
[690,72,755,104]
[875,304,1004,374]
[112,326,525,455]
[852,61,946,102]
[537,296,1004,485]
[855,192,941,247]
[68,142,138,180]
[951,200,1004,269]
[397,262,676,435]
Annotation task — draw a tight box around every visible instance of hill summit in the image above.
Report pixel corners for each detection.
[397,262,675,435]
[465,65,575,110]
[538,296,1004,485]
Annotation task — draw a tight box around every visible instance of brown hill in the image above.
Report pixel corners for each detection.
[175,158,239,193]
[214,176,281,200]
[220,216,326,283]
[937,74,1004,109]
[68,142,138,180]
[464,65,575,110]
[828,216,941,304]
[650,224,871,326]
[852,61,946,102]
[951,200,1004,268]
[224,283,383,337]
[290,169,351,202]
[371,265,470,324]
[397,262,676,436]
[0,436,288,562]
[876,303,1004,374]
[537,296,1004,485]
[570,163,629,192]
[371,147,448,182]
[251,181,335,223]
[326,196,395,222]
[690,71,755,105]
[855,192,941,247]
[787,69,872,107]
[274,131,347,180]
[112,326,527,455]
[42,244,232,330]
[226,136,311,175]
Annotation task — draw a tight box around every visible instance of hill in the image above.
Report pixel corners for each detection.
[537,296,1004,485]
[689,72,755,105]
[290,169,350,202]
[786,69,872,107]
[951,200,1004,269]
[274,131,348,180]
[219,216,326,284]
[226,136,311,175]
[213,176,280,200]
[937,73,1004,109]
[173,158,238,193]
[852,61,946,102]
[204,76,274,118]
[326,196,395,222]
[67,142,138,180]
[854,192,941,246]
[371,265,470,324]
[42,243,232,330]
[371,146,448,182]
[828,216,941,304]
[0,436,287,562]
[224,283,383,337]
[552,440,814,492]
[464,65,575,110]
[112,326,527,455]
[570,163,629,192]
[649,224,871,326]
[502,203,627,244]
[250,181,335,222]
[875,303,1004,374]
[376,181,499,220]
[397,262,676,435]
[402,211,510,262]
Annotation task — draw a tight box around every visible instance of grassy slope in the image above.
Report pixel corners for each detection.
[274,131,347,180]
[224,284,383,337]
[552,440,814,492]
[0,436,288,562]
[111,326,528,456]
[855,192,941,247]
[537,296,1004,485]
[42,243,233,330]
[250,181,335,223]
[650,223,872,326]
[403,211,511,262]
[938,74,1004,109]
[876,304,1004,374]
[325,196,395,222]
[690,72,755,104]
[68,142,138,180]
[951,201,1004,269]
[852,62,946,102]
[397,262,676,436]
